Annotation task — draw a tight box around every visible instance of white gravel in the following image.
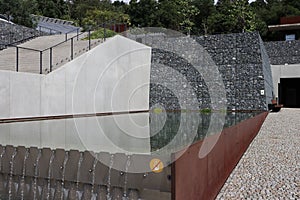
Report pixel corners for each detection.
[217,108,300,199]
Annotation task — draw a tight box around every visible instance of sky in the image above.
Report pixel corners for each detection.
[112,0,257,4]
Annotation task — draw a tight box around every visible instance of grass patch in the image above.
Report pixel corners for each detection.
[83,28,117,40]
[200,108,212,114]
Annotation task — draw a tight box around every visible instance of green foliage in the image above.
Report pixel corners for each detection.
[83,28,117,40]
[200,108,212,114]
[192,0,216,35]
[36,0,67,19]
[82,9,129,30]
[128,0,159,27]
[207,0,258,34]
[250,0,300,40]
[177,0,199,35]
[3,0,300,41]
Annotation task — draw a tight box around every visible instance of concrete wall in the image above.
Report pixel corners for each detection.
[271,64,300,98]
[0,35,151,118]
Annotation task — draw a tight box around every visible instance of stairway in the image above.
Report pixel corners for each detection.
[0,33,104,74]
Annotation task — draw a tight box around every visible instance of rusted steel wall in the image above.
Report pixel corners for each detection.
[173,112,268,200]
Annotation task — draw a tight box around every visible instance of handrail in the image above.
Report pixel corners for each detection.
[43,31,85,51]
[5,21,127,74]
[9,45,40,52]
[9,35,40,46]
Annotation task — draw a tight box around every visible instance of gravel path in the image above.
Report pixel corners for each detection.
[217,108,300,199]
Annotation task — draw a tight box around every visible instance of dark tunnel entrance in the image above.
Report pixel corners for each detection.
[279,78,300,108]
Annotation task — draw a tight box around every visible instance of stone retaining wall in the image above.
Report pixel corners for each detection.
[264,40,300,65]
[146,32,274,111]
[0,21,41,50]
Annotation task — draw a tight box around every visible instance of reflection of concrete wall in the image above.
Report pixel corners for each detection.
[271,64,300,98]
[0,113,150,154]
[0,35,151,118]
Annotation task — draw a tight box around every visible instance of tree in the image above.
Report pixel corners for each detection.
[207,0,259,34]
[82,9,129,30]
[128,0,159,27]
[0,0,38,27]
[177,0,199,35]
[156,0,181,30]
[0,0,20,21]
[36,0,68,18]
[193,0,216,35]
[251,0,300,40]
[14,0,38,27]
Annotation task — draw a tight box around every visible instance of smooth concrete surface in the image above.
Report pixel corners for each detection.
[0,113,150,154]
[271,64,300,98]
[0,35,151,119]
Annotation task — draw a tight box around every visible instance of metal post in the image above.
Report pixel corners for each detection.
[16,47,19,72]
[65,33,67,41]
[104,24,106,41]
[50,48,53,72]
[71,38,74,60]
[40,51,43,74]
[77,28,79,41]
[88,30,91,50]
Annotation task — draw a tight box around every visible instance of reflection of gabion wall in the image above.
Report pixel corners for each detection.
[148,32,273,111]
[0,21,41,50]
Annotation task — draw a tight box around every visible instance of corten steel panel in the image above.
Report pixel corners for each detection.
[207,133,227,198]
[173,112,268,200]
[173,141,208,200]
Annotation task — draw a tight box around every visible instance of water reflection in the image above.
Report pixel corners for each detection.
[0,111,262,199]
[0,111,261,155]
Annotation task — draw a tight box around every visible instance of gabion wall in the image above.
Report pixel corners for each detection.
[0,21,41,50]
[264,40,300,65]
[148,32,274,111]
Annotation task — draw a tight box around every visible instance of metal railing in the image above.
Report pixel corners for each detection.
[2,22,128,74]
[10,31,91,74]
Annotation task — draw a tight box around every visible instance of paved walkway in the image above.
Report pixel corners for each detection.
[217,108,300,199]
[0,33,103,74]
